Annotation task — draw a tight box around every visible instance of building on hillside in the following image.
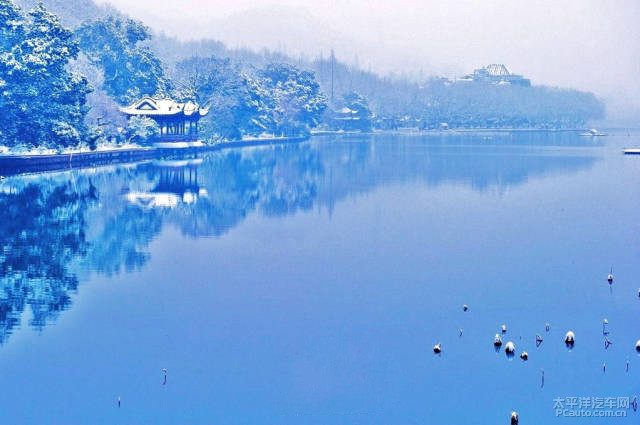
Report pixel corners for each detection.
[120,97,209,143]
[330,107,373,132]
[458,64,531,87]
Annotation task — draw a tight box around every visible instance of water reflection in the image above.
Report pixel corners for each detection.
[0,133,599,343]
[0,179,97,342]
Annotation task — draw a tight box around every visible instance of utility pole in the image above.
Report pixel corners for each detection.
[330,49,335,105]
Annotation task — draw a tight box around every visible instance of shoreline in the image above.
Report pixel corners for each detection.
[0,135,308,176]
[0,127,634,176]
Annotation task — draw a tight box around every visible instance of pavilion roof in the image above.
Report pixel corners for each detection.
[120,97,209,118]
[336,107,357,114]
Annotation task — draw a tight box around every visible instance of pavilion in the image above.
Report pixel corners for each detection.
[120,97,209,142]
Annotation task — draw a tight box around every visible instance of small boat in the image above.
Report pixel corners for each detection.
[580,128,606,136]
[624,148,640,155]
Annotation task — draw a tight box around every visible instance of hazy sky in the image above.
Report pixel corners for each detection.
[97,0,640,121]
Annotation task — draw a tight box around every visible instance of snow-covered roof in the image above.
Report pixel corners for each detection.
[335,107,359,115]
[120,97,209,118]
[484,64,512,76]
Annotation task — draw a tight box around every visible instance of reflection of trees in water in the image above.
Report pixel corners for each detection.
[257,144,324,217]
[313,134,599,204]
[0,167,161,343]
[0,180,96,343]
[171,152,261,238]
[166,144,324,237]
[81,166,163,276]
[86,206,162,276]
[0,134,599,343]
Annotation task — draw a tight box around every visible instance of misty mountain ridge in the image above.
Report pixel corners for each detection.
[8,0,610,129]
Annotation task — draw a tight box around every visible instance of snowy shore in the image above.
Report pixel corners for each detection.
[0,135,308,176]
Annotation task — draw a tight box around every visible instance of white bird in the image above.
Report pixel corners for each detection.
[463,304,469,312]
[520,351,529,361]
[501,324,507,334]
[510,411,519,425]
[494,334,503,347]
[545,323,550,332]
[433,343,442,354]
[635,340,640,353]
[607,268,614,284]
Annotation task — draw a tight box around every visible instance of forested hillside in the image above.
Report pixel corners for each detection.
[1,0,606,151]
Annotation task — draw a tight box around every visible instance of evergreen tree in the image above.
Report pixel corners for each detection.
[124,116,159,145]
[341,91,373,131]
[0,0,24,50]
[173,56,273,140]
[75,16,167,105]
[0,1,90,148]
[15,0,112,27]
[259,63,327,136]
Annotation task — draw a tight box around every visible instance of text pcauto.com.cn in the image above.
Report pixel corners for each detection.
[554,396,638,418]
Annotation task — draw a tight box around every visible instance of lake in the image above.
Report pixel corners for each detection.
[0,131,639,424]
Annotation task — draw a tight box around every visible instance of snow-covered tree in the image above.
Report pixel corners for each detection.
[124,116,159,145]
[259,63,327,137]
[68,52,127,144]
[75,16,167,105]
[341,91,373,131]
[173,56,273,140]
[0,1,90,148]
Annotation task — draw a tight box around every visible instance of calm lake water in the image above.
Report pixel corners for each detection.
[1,131,639,424]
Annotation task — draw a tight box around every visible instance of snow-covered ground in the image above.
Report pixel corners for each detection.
[241,133,288,141]
[0,142,147,156]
